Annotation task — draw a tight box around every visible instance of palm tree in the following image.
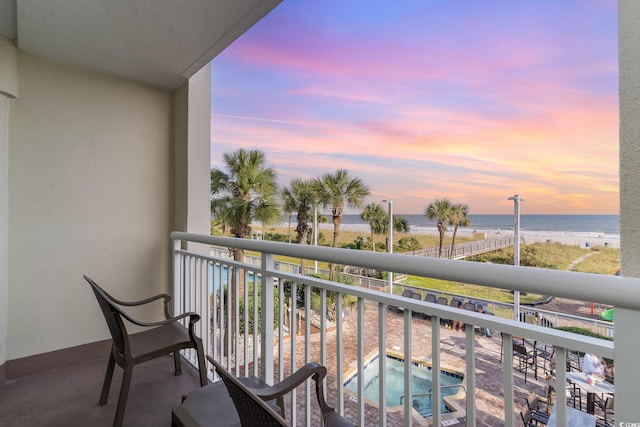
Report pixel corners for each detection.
[280,186,297,243]
[448,203,470,258]
[210,149,281,253]
[360,203,385,251]
[314,169,370,278]
[425,198,452,258]
[282,179,317,272]
[210,149,281,354]
[380,214,410,252]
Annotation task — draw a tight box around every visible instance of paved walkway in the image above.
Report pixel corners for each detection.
[277,300,552,426]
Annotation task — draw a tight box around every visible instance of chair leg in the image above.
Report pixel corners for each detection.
[100,352,116,405]
[195,339,208,387]
[173,351,182,376]
[113,364,134,427]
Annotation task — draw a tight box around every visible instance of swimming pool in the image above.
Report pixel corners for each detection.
[208,262,257,292]
[343,353,464,418]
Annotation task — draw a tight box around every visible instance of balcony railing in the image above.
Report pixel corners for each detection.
[172,231,639,427]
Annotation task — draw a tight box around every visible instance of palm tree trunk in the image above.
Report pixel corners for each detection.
[450,226,459,259]
[329,216,341,280]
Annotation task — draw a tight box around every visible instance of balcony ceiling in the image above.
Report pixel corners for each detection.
[10,0,281,89]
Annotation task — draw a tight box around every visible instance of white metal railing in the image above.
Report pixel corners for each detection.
[172,232,639,427]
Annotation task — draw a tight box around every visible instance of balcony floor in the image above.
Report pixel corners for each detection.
[0,309,570,427]
[0,354,203,427]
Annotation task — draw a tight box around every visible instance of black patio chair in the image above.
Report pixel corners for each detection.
[462,301,477,311]
[526,392,551,424]
[513,341,536,383]
[520,407,540,427]
[84,275,207,427]
[172,355,355,427]
[410,292,426,317]
[536,344,555,377]
[388,289,413,313]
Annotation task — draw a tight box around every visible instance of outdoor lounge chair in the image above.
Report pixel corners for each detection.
[520,407,539,427]
[594,395,614,427]
[513,341,536,383]
[172,356,354,427]
[462,301,477,311]
[388,289,413,313]
[84,275,207,427]
[410,292,426,317]
[536,344,555,377]
[526,392,551,424]
[417,293,438,319]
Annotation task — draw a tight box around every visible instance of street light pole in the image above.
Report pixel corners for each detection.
[382,199,393,294]
[313,204,318,274]
[508,194,525,321]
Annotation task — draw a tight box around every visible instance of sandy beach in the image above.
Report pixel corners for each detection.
[317,222,621,249]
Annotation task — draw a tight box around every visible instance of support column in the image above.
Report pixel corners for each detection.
[173,63,211,254]
[618,0,640,423]
[0,34,18,382]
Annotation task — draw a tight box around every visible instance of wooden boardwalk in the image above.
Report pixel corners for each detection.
[405,236,515,260]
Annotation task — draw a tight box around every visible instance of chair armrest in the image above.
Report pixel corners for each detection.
[249,362,336,417]
[117,310,201,328]
[103,287,173,319]
[249,362,327,401]
[109,292,171,308]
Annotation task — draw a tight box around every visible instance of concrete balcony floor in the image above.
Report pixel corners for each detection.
[0,354,203,427]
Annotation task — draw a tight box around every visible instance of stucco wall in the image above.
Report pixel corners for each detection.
[7,53,173,359]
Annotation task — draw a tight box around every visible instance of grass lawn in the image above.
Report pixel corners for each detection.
[213,222,619,304]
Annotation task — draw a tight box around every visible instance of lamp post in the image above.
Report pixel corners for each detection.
[313,204,318,274]
[508,194,525,321]
[382,199,393,294]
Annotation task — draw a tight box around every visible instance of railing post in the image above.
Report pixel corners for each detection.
[502,333,515,426]
[614,308,640,423]
[431,315,441,427]
[260,252,275,384]
[465,327,476,425]
[173,237,182,318]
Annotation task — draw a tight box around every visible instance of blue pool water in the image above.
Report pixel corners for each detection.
[208,263,257,292]
[344,355,463,418]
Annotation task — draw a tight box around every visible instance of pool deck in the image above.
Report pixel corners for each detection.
[278,299,552,426]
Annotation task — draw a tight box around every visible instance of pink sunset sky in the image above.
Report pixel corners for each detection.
[210,1,618,215]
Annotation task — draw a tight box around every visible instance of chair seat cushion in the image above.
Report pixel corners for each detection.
[172,376,271,427]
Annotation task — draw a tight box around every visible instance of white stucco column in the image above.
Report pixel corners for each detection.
[618,0,640,423]
[173,63,211,253]
[0,34,18,374]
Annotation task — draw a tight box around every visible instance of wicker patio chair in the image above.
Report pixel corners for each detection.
[173,355,354,427]
[84,275,207,427]
[211,356,354,427]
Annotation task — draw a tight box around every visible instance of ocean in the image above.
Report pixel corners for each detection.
[331,214,620,236]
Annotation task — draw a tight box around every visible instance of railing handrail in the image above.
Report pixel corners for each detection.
[171,231,640,311]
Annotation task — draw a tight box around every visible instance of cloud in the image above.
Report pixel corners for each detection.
[211,0,619,214]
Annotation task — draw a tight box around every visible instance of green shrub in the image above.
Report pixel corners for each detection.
[555,325,613,341]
